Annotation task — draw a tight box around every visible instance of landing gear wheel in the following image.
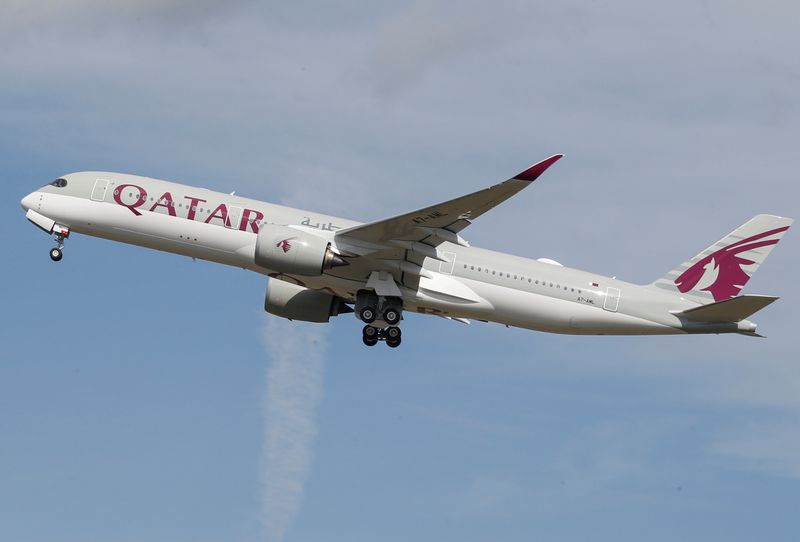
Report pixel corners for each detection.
[383,307,401,326]
[49,248,63,262]
[362,325,379,347]
[359,306,377,324]
[386,337,401,348]
[386,327,401,340]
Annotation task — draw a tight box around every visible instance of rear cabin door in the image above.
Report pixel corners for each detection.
[603,287,621,312]
[91,179,109,202]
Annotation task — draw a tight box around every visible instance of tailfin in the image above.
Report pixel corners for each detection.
[650,214,793,303]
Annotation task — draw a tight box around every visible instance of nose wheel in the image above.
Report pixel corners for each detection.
[49,226,69,262]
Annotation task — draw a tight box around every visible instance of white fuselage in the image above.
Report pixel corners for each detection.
[21,171,751,336]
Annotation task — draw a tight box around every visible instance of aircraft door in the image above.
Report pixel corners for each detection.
[91,179,109,202]
[603,287,621,312]
[227,206,243,230]
[438,251,456,274]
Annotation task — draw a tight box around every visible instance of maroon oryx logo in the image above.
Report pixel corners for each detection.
[276,239,292,253]
[675,226,788,301]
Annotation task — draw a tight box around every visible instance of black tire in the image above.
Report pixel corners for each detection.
[386,326,401,340]
[383,308,401,326]
[363,325,378,339]
[360,306,376,324]
[362,336,378,347]
[49,248,63,262]
[386,337,401,348]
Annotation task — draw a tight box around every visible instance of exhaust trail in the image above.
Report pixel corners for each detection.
[261,317,327,542]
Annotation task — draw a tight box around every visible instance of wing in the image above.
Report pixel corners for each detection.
[335,154,563,248]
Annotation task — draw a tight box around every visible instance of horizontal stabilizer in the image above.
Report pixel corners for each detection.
[676,295,778,322]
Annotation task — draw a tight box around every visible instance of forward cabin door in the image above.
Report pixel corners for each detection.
[603,287,621,312]
[227,206,243,230]
[91,179,109,202]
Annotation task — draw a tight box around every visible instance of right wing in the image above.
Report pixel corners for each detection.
[334,154,563,250]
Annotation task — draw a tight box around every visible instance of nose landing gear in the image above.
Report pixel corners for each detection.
[49,226,70,262]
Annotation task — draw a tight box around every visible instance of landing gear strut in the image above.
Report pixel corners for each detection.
[50,226,69,262]
[357,290,404,348]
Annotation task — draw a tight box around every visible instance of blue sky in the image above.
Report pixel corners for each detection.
[1,1,799,541]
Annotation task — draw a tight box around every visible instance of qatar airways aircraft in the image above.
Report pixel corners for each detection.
[21,155,792,347]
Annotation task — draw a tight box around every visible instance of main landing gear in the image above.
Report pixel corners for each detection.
[357,290,403,348]
[362,325,401,348]
[49,226,70,262]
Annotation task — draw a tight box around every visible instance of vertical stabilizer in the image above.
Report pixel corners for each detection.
[650,214,793,303]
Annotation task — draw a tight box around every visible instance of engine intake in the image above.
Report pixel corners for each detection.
[265,279,351,323]
[255,224,347,276]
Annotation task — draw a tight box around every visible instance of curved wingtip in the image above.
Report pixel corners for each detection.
[513,154,564,182]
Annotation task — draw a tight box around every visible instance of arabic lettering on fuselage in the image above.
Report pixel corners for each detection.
[111,183,339,233]
[300,217,340,231]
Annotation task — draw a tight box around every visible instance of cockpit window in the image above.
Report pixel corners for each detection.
[50,178,68,188]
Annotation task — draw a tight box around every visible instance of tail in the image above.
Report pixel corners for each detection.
[650,214,793,304]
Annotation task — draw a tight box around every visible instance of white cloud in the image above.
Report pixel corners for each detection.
[261,317,327,542]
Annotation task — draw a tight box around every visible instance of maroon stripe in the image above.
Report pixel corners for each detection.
[513,154,563,182]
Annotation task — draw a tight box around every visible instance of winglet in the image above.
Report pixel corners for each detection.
[513,154,564,182]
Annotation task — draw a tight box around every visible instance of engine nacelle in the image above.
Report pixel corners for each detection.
[255,224,347,276]
[265,280,349,323]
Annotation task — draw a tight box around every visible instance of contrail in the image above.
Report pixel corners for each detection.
[261,317,327,542]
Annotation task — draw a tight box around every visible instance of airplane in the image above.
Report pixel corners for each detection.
[20,155,793,347]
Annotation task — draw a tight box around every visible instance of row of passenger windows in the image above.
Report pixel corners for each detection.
[462,263,583,294]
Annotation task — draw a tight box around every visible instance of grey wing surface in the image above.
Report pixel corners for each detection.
[335,154,563,248]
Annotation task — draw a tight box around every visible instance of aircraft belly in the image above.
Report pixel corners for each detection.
[462,279,680,335]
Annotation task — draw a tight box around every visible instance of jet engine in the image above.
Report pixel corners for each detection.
[254,224,347,276]
[265,279,351,323]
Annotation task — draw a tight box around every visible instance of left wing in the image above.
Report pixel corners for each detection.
[335,154,563,249]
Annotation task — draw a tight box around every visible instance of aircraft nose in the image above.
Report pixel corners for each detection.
[20,192,37,211]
